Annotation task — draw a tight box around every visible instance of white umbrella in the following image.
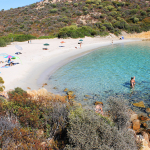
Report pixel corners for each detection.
[15,45,23,50]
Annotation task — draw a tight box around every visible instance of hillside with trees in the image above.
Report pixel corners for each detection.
[0,0,150,39]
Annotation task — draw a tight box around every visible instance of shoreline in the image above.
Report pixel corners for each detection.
[37,39,141,91]
[0,37,141,92]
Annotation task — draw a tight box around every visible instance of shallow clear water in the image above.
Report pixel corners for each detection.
[47,41,150,107]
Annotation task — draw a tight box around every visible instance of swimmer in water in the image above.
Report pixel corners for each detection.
[130,76,135,88]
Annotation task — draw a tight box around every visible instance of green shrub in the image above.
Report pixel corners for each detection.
[50,8,58,13]
[83,6,88,11]
[8,87,27,97]
[73,3,78,7]
[51,4,57,8]
[103,22,113,30]
[62,7,67,11]
[0,86,4,92]
[140,10,146,16]
[147,7,150,12]
[65,107,138,150]
[98,5,103,9]
[133,17,139,23]
[130,9,139,15]
[106,96,130,130]
[38,35,56,39]
[0,38,6,47]
[0,77,4,84]
[110,11,117,17]
[107,5,114,11]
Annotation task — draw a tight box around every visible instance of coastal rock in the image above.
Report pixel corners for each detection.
[83,99,88,101]
[141,132,149,144]
[40,142,47,148]
[53,87,57,89]
[36,129,44,138]
[84,95,92,98]
[146,108,150,113]
[141,123,148,129]
[130,114,138,122]
[133,101,145,108]
[64,88,68,92]
[67,91,74,95]
[139,115,150,121]
[132,119,141,131]
[141,139,150,150]
[47,138,55,147]
[94,101,103,105]
[72,100,82,107]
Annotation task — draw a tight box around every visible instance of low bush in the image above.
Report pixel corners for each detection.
[58,25,98,38]
[65,106,138,150]
[8,87,27,97]
[106,96,130,130]
[0,38,6,47]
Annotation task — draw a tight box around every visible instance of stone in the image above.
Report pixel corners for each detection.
[132,119,141,131]
[141,139,150,150]
[142,123,148,128]
[84,95,92,98]
[141,132,149,144]
[40,142,47,148]
[130,114,138,122]
[139,115,150,121]
[95,101,103,105]
[133,101,145,108]
[47,138,55,147]
[67,91,74,95]
[64,88,68,92]
[36,129,44,138]
[146,108,150,113]
[53,87,57,89]
[83,99,88,101]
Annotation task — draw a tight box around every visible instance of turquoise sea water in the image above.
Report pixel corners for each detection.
[47,41,150,107]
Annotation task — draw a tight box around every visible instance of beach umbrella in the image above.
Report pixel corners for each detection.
[11,56,22,64]
[79,39,83,41]
[0,53,8,56]
[15,45,23,50]
[4,55,14,58]
[43,43,49,46]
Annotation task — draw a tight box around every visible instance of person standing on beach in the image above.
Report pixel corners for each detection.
[112,40,113,44]
[80,42,82,48]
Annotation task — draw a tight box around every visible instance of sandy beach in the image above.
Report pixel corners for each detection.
[0,36,141,92]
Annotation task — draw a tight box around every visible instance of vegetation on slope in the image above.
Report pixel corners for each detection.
[0,0,150,39]
[0,87,142,149]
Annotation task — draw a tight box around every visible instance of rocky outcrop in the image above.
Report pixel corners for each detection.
[132,119,141,131]
[133,101,145,108]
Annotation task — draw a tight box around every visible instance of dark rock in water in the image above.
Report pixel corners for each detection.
[67,91,74,95]
[63,88,68,92]
[93,96,97,100]
[53,87,57,89]
[95,101,103,105]
[84,95,92,98]
[95,94,100,97]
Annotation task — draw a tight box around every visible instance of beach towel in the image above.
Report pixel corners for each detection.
[1,66,10,68]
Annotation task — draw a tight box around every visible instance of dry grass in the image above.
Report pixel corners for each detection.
[125,31,150,39]
[27,88,67,103]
